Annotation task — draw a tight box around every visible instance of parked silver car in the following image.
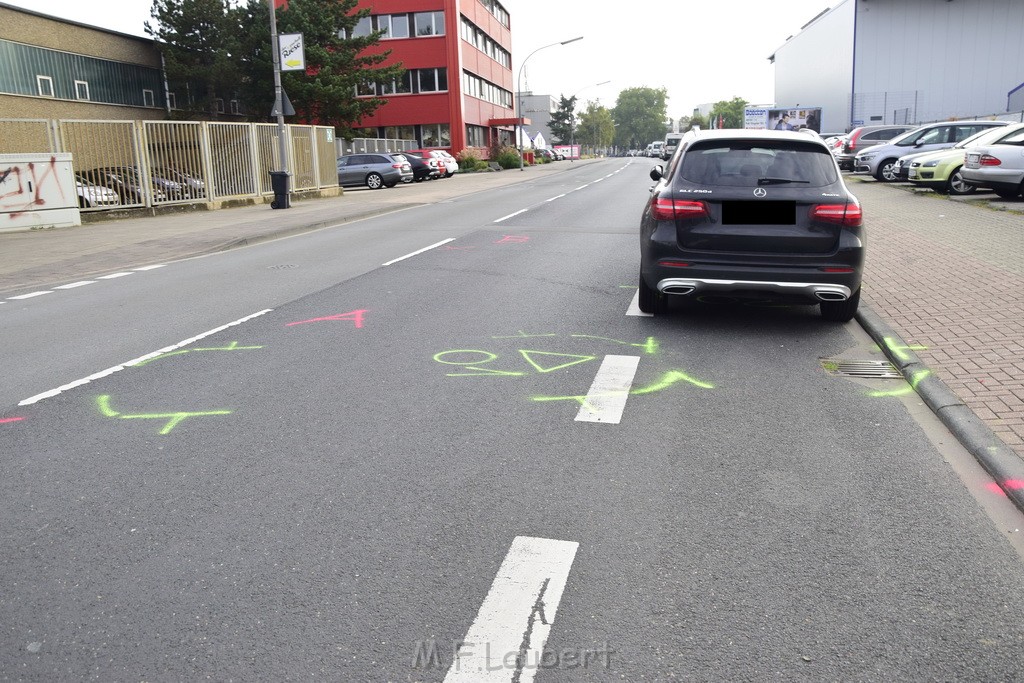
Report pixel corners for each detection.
[336,153,412,189]
[834,125,915,171]
[961,123,1024,199]
[854,120,1008,181]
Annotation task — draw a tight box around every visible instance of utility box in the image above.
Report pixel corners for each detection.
[0,153,81,232]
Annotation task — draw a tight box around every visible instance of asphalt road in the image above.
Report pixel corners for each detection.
[2,159,1023,681]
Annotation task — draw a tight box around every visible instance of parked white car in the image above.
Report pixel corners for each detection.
[961,123,1024,199]
[74,173,121,208]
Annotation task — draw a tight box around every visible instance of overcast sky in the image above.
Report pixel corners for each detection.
[6,0,836,118]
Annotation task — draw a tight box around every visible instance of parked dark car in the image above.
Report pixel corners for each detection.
[88,166,170,204]
[639,129,865,322]
[336,153,412,189]
[153,167,206,198]
[399,151,440,182]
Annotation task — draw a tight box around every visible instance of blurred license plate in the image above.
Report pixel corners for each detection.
[966,153,981,168]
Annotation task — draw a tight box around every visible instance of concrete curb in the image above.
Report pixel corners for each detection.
[857,305,1024,513]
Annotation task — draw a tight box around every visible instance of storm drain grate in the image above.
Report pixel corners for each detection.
[267,264,299,270]
[821,359,903,379]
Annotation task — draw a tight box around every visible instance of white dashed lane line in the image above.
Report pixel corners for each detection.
[575,354,641,424]
[445,536,579,682]
[3,265,168,304]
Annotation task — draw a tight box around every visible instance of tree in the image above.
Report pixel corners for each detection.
[611,87,668,150]
[234,0,405,136]
[708,97,749,129]
[547,95,577,144]
[146,0,241,119]
[576,102,615,154]
[681,113,708,131]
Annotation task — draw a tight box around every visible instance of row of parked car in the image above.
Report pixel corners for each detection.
[74,166,206,208]
[336,149,459,189]
[826,120,1024,198]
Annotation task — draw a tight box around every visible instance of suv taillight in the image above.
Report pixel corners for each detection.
[979,155,1002,167]
[650,197,708,221]
[811,202,862,227]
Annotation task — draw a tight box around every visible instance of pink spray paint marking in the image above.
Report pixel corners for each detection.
[0,417,26,424]
[495,235,529,244]
[286,309,367,328]
[0,157,65,219]
[985,479,1024,497]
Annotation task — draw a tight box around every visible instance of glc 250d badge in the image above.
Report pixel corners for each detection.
[753,188,767,198]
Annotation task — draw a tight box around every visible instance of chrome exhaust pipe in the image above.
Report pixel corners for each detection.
[813,288,849,302]
[661,285,695,295]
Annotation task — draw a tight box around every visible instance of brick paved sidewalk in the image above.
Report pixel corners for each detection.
[852,178,1024,459]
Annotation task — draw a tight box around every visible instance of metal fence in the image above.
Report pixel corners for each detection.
[0,118,337,211]
[336,137,417,156]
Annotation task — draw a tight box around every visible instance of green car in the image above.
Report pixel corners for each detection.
[907,126,1013,194]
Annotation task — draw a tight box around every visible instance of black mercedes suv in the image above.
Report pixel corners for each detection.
[639,129,865,322]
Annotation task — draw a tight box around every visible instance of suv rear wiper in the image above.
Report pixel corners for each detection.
[757,177,810,185]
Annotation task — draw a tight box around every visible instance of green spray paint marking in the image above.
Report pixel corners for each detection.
[531,369,714,405]
[571,335,659,355]
[96,395,233,435]
[867,370,931,398]
[132,341,263,366]
[631,370,715,394]
[518,350,596,373]
[882,337,928,363]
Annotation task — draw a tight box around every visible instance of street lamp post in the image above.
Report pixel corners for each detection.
[516,36,583,171]
[568,80,609,163]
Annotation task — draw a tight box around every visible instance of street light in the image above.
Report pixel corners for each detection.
[568,80,610,162]
[516,36,583,171]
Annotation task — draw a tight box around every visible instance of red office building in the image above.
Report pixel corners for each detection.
[332,0,517,155]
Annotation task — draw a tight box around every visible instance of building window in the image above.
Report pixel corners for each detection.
[143,89,155,107]
[230,99,240,115]
[74,80,90,100]
[462,70,512,109]
[420,124,451,148]
[167,92,177,109]
[414,11,444,36]
[215,98,225,113]
[460,17,510,68]
[379,14,410,39]
[417,68,447,93]
[352,16,372,38]
[478,0,510,28]
[36,75,54,97]
[466,124,487,148]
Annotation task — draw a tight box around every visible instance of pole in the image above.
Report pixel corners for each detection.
[268,0,288,179]
[516,36,583,171]
[568,80,609,163]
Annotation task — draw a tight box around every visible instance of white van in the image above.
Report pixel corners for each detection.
[662,132,684,160]
[649,141,664,158]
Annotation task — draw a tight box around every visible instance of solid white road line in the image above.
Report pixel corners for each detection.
[97,272,134,279]
[382,238,456,266]
[18,309,273,406]
[445,536,579,683]
[494,209,527,223]
[544,194,566,202]
[54,281,97,290]
[626,290,653,317]
[132,264,166,271]
[8,291,53,300]
[575,355,641,424]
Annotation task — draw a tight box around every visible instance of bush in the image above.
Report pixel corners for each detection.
[473,160,491,172]
[456,147,482,171]
[495,145,521,169]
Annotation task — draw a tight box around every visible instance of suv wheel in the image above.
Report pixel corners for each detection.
[876,159,899,182]
[366,173,384,189]
[820,288,860,322]
[638,274,667,314]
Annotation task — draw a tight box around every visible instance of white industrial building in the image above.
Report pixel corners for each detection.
[770,0,1024,134]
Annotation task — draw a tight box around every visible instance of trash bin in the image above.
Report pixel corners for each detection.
[269,170,290,209]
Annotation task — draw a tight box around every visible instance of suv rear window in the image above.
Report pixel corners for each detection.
[678,141,839,188]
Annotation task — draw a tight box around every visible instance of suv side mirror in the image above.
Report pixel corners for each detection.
[650,165,664,181]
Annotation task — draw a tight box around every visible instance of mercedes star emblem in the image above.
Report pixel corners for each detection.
[753,188,767,198]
